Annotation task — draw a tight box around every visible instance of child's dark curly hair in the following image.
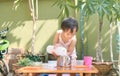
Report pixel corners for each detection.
[61,17,78,33]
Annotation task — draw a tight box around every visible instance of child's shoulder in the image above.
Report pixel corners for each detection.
[71,35,76,41]
[57,29,62,33]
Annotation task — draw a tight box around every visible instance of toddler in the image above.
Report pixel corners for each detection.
[47,17,78,66]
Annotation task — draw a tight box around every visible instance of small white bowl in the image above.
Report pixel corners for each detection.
[32,62,42,66]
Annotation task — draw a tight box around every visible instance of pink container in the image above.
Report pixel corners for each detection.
[84,56,92,67]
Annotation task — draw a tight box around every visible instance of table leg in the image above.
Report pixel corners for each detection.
[56,73,62,76]
[70,73,76,76]
[26,73,38,76]
[27,73,33,76]
[79,73,83,76]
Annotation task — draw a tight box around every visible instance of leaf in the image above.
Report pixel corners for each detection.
[52,0,59,7]
[66,0,75,8]
[25,53,41,62]
[57,9,64,18]
[52,0,73,18]
[103,7,112,16]
[65,6,69,17]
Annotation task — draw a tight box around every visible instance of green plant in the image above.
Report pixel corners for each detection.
[25,53,41,62]
[17,52,41,66]
[17,58,32,66]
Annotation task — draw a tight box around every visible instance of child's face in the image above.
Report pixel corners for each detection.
[63,28,76,39]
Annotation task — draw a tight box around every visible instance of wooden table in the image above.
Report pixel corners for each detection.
[15,63,98,76]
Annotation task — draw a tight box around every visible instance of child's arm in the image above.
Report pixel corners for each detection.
[67,37,77,56]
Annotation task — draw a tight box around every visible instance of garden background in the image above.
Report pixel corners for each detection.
[0,0,118,61]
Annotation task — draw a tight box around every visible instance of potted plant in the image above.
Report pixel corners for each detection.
[17,58,32,66]
[79,0,117,75]
[25,52,42,66]
[79,0,120,75]
[13,52,42,67]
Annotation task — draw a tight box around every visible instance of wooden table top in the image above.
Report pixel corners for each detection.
[15,64,98,74]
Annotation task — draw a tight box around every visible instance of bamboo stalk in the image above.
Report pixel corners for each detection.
[28,0,37,53]
[117,21,120,65]
[110,23,113,62]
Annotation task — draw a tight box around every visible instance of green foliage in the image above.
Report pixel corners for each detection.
[79,0,113,20]
[113,1,120,20]
[17,58,32,66]
[53,0,75,19]
[25,54,41,62]
[58,0,120,62]
[79,0,120,62]
[25,51,41,62]
[17,52,42,66]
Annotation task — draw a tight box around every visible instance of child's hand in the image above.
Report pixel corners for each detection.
[54,44,60,49]
[52,51,59,57]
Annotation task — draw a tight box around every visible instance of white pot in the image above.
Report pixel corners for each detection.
[32,62,42,66]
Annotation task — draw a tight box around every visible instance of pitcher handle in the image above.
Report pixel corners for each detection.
[66,56,71,65]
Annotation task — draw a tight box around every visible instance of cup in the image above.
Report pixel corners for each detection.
[84,56,92,67]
